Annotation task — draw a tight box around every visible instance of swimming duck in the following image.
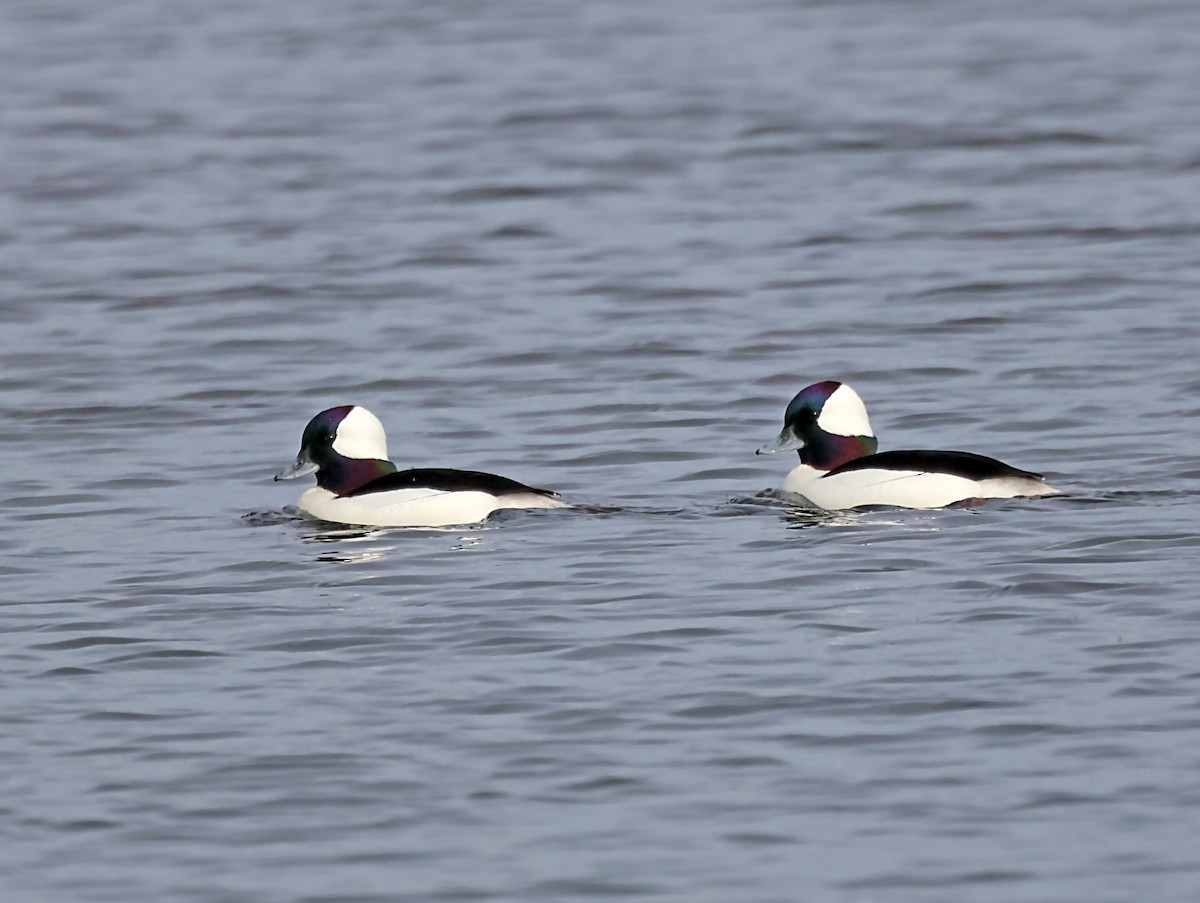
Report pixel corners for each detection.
[275,405,568,526]
[756,381,1058,510]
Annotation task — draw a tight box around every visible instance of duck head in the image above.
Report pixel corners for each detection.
[756,380,878,470]
[275,405,397,494]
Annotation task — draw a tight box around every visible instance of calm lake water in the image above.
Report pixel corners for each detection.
[4,1,1200,901]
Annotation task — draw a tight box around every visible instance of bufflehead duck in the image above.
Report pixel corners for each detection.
[756,381,1058,510]
[275,405,568,527]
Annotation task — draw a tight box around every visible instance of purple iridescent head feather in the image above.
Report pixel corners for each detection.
[782,381,878,470]
[295,405,397,495]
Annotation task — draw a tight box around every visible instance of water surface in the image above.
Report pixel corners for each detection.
[4,1,1200,901]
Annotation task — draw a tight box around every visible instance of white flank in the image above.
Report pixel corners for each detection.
[332,406,389,460]
[817,384,874,438]
[782,464,1055,510]
[299,486,568,528]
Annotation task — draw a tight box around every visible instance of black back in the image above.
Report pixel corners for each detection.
[826,449,1043,482]
[345,468,558,499]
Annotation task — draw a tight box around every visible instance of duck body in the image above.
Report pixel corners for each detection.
[277,406,567,527]
[759,381,1057,511]
[780,449,1056,510]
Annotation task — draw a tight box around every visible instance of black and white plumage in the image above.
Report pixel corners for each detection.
[275,405,567,526]
[757,381,1058,510]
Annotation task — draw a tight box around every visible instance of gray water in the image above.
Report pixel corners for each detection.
[4,1,1200,900]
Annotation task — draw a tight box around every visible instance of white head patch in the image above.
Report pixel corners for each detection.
[817,384,874,438]
[332,406,390,460]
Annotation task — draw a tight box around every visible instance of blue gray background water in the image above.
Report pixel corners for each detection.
[4,1,1200,900]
